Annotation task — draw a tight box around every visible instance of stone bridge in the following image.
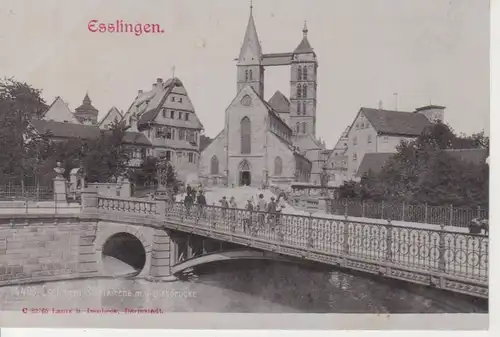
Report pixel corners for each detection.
[0,189,489,300]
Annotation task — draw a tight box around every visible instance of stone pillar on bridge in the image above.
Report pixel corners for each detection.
[81,189,98,212]
[149,229,176,281]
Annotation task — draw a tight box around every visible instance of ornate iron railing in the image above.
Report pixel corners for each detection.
[164,202,488,297]
[327,199,488,228]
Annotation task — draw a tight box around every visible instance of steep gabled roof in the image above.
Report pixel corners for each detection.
[98,106,123,128]
[268,90,290,114]
[124,78,203,130]
[42,96,78,123]
[361,107,432,136]
[240,85,292,133]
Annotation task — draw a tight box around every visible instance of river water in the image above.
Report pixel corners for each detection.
[0,257,487,313]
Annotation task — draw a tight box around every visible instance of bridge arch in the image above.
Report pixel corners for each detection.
[94,221,154,278]
[171,249,302,275]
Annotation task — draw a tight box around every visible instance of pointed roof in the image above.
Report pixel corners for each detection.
[75,93,98,115]
[42,96,78,123]
[128,77,203,130]
[98,106,123,128]
[268,90,290,114]
[238,6,262,64]
[293,21,314,54]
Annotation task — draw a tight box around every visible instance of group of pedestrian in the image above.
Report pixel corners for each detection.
[183,184,207,215]
[182,188,285,234]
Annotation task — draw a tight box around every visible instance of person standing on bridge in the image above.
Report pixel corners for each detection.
[256,194,267,228]
[266,197,278,231]
[219,196,229,222]
[197,191,207,218]
[184,193,193,215]
[244,198,254,234]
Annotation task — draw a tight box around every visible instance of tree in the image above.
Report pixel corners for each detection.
[80,121,129,183]
[0,78,48,184]
[128,156,158,187]
[157,159,179,195]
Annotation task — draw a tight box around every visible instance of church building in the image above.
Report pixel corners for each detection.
[200,5,325,188]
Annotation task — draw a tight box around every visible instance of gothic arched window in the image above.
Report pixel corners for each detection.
[302,84,308,98]
[302,122,306,134]
[274,156,283,176]
[296,122,300,134]
[240,116,251,154]
[303,66,308,80]
[297,101,302,114]
[302,102,307,114]
[210,156,219,175]
[297,66,302,81]
[245,69,249,81]
[296,84,302,98]
[249,69,253,81]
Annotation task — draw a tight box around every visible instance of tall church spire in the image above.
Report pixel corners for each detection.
[238,2,262,64]
[303,21,308,37]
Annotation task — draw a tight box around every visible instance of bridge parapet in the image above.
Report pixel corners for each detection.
[93,195,488,298]
[162,201,488,299]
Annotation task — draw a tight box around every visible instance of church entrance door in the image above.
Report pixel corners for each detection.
[240,171,251,186]
[238,160,251,186]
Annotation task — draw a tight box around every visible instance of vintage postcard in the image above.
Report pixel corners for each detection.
[0,0,490,330]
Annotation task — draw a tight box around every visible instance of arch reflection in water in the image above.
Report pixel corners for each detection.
[101,232,146,277]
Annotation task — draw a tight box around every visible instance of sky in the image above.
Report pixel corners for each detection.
[0,0,490,147]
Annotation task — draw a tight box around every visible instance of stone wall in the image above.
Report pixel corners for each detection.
[0,215,98,285]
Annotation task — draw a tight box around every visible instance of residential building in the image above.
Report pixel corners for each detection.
[345,105,444,177]
[121,77,204,183]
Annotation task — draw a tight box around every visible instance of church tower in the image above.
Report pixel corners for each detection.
[236,4,264,97]
[74,93,99,125]
[290,22,318,138]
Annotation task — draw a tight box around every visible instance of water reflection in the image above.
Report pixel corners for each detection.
[0,259,488,313]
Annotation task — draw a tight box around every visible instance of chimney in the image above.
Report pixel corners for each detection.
[138,89,143,95]
[415,105,446,124]
[157,78,163,84]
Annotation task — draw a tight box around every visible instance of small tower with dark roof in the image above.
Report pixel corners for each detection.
[74,93,99,125]
[290,21,318,138]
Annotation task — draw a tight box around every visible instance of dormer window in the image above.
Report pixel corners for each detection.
[185,113,189,121]
[170,110,175,118]
[179,97,183,103]
[162,109,167,118]
[171,96,175,102]
[178,111,182,119]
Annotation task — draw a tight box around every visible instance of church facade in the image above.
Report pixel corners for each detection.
[200,6,323,188]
